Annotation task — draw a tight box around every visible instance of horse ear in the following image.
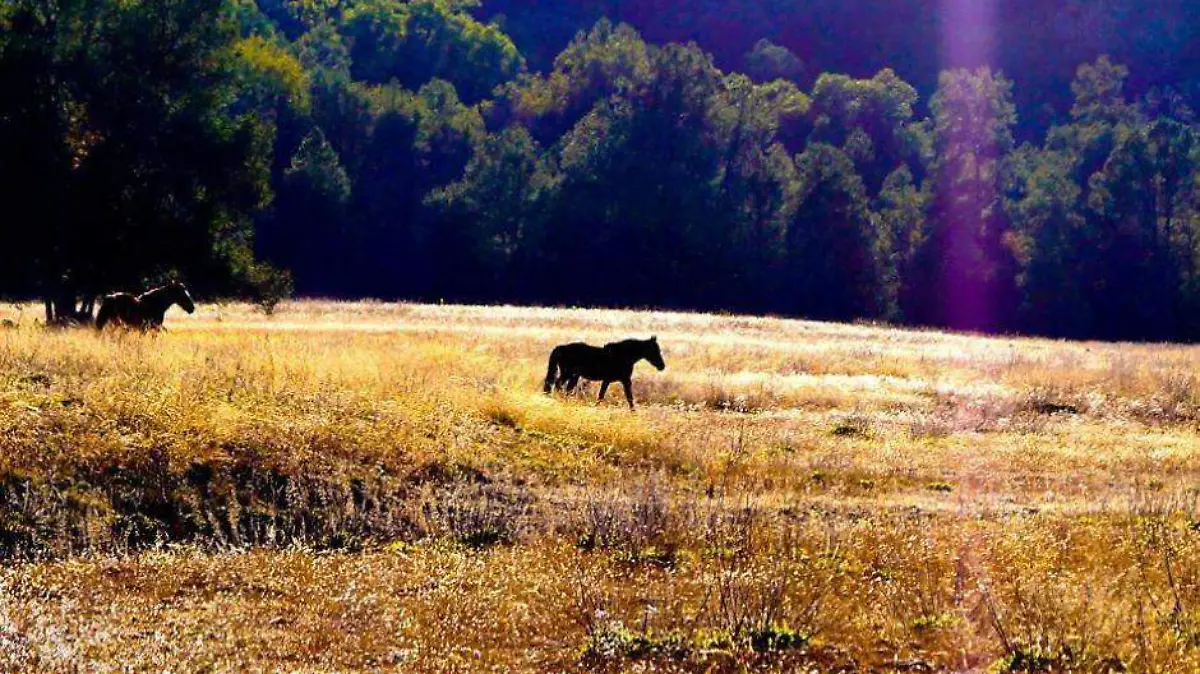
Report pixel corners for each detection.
[651,336,658,343]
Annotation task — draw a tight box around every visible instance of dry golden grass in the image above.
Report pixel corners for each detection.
[3,301,1200,671]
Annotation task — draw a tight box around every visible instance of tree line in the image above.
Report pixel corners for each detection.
[476,0,1200,141]
[2,0,1200,341]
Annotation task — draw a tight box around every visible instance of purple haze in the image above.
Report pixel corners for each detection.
[939,0,1001,332]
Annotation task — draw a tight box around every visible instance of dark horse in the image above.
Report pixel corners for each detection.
[544,337,665,409]
[96,282,196,330]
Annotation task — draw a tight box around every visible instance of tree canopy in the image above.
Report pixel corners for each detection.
[0,0,284,320]
[4,0,1200,341]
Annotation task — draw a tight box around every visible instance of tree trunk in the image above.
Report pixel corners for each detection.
[43,276,93,326]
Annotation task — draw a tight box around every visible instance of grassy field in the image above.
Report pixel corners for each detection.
[2,301,1200,672]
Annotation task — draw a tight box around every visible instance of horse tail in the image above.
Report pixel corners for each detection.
[543,347,561,394]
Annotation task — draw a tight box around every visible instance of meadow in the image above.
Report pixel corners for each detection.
[1,301,1200,672]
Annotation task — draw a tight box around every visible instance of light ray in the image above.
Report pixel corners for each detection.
[940,0,998,69]
[939,0,1000,331]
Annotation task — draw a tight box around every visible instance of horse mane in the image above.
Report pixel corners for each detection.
[604,338,655,363]
[137,284,173,302]
[136,285,173,316]
[604,338,645,354]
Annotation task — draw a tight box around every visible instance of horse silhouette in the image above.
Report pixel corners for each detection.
[544,337,665,409]
[96,282,195,330]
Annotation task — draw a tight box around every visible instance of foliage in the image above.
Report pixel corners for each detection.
[743,38,806,85]
[233,35,313,114]
[342,0,523,103]
[785,143,879,320]
[6,1,1200,341]
[0,0,282,317]
[808,69,925,193]
[903,67,1019,332]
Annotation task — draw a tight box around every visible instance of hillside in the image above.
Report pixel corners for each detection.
[2,302,1200,671]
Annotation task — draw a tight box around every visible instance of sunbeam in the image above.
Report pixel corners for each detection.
[940,0,998,68]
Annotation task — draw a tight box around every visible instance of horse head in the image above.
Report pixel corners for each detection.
[645,336,666,371]
[170,282,196,314]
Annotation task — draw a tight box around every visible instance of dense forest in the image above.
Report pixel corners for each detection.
[3,0,1200,340]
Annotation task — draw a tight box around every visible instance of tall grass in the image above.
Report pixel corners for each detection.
[2,301,1200,671]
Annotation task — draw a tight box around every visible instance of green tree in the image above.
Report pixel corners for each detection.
[713,74,803,311]
[257,128,352,294]
[784,144,880,320]
[493,19,653,145]
[530,41,802,312]
[0,0,277,321]
[1070,55,1139,126]
[233,35,313,115]
[342,79,484,297]
[875,166,929,321]
[808,69,925,195]
[255,0,341,39]
[538,43,727,308]
[342,0,523,103]
[1080,123,1180,338]
[904,67,1019,331]
[743,38,806,85]
[428,127,552,299]
[1004,146,1090,335]
[1012,58,1200,339]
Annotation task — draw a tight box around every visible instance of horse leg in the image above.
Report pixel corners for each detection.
[543,354,559,394]
[622,378,635,410]
[598,381,609,402]
[560,367,582,393]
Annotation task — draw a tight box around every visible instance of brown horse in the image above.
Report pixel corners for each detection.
[96,282,196,330]
[544,337,665,410]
